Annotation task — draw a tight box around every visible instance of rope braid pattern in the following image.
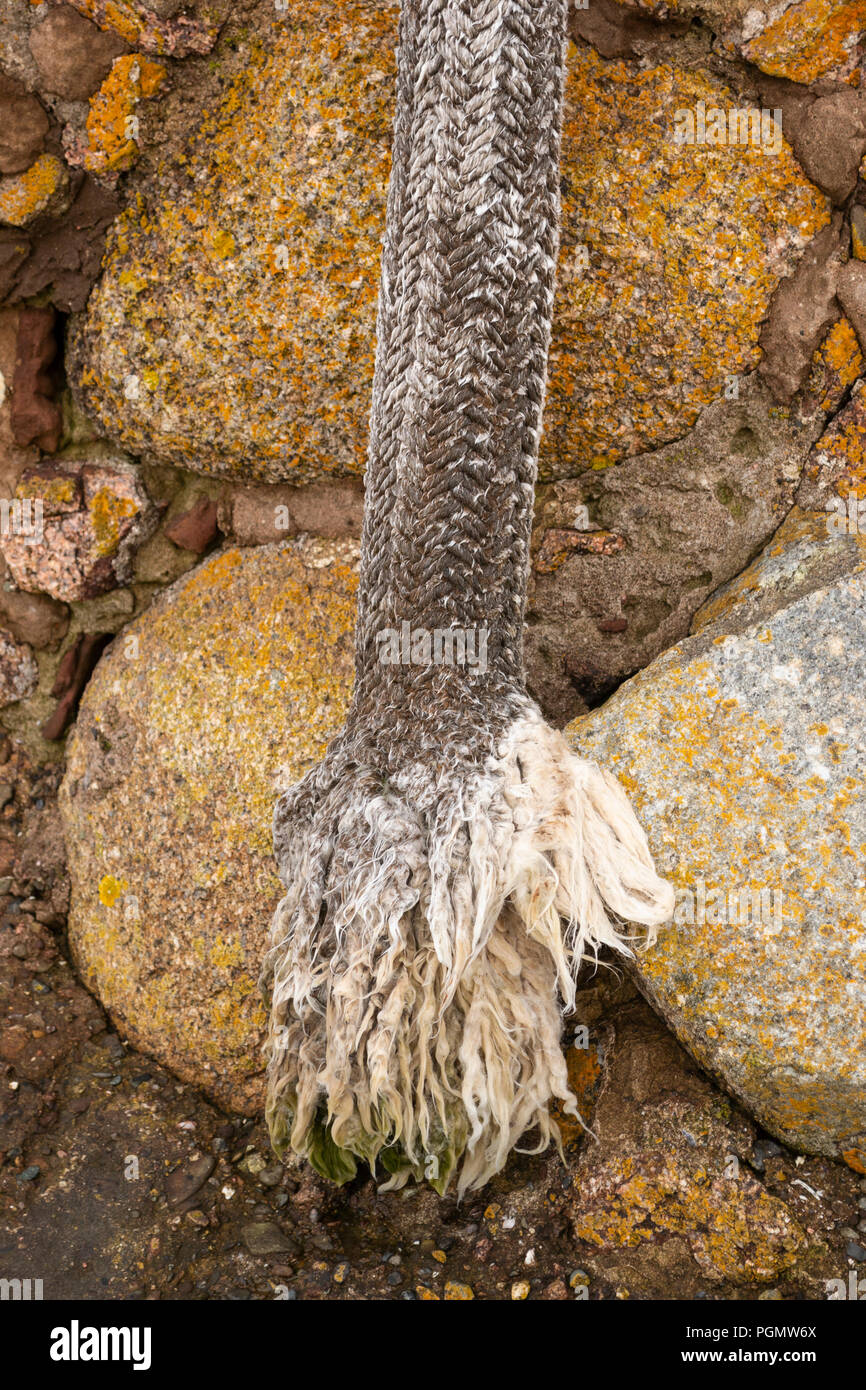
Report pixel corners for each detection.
[260,0,673,1195]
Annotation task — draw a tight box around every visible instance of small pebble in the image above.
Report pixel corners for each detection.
[758,1289,782,1301]
[259,1165,284,1187]
[242,1221,296,1256]
[511,1280,530,1300]
[333,1263,348,1284]
[846,1240,866,1262]
[444,1281,474,1300]
[386,1271,402,1286]
[750,1139,783,1173]
[568,1268,590,1290]
[432,1249,447,1264]
[544,1280,568,1300]
[17,1165,40,1183]
[186,1210,208,1227]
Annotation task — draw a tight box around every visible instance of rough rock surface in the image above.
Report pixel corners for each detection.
[0,176,120,313]
[0,71,49,175]
[62,0,225,57]
[28,6,128,102]
[526,372,828,723]
[798,376,866,509]
[1,455,158,602]
[0,628,37,707]
[568,508,866,1166]
[9,305,61,454]
[625,0,866,86]
[71,10,827,481]
[60,538,358,1112]
[0,154,70,229]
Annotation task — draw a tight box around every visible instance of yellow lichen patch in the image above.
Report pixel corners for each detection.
[574,1154,806,1281]
[803,318,864,415]
[691,506,866,632]
[60,539,358,1114]
[553,1041,605,1147]
[88,486,138,557]
[743,0,866,85]
[98,874,127,906]
[65,0,220,55]
[74,11,827,483]
[811,380,866,500]
[15,473,77,509]
[0,154,69,228]
[84,54,167,174]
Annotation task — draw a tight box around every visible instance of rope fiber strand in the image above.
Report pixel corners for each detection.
[260,0,674,1196]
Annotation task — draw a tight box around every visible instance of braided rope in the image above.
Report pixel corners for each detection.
[261,0,673,1194]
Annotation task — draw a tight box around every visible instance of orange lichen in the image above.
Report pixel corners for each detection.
[63,0,219,56]
[812,380,866,500]
[568,586,866,1154]
[744,0,866,86]
[803,318,864,415]
[84,54,167,174]
[98,873,127,906]
[15,473,77,509]
[553,1041,605,1146]
[0,154,68,228]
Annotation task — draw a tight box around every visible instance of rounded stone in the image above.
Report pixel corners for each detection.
[567,510,866,1166]
[59,538,358,1113]
[71,6,826,481]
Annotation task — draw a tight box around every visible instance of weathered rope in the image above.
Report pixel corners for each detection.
[260,0,673,1195]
